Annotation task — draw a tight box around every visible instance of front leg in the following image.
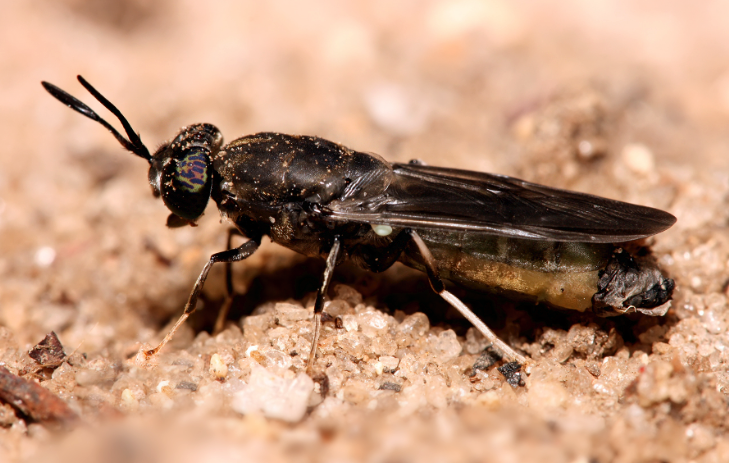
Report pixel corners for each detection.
[212,228,246,335]
[142,239,260,360]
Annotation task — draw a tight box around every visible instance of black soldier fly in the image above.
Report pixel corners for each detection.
[42,76,676,368]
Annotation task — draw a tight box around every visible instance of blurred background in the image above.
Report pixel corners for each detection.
[2,1,729,461]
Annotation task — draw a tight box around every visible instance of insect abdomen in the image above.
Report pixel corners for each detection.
[400,230,614,311]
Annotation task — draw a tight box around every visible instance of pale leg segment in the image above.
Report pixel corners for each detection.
[409,231,526,364]
[440,290,526,364]
[306,236,343,373]
[143,239,259,359]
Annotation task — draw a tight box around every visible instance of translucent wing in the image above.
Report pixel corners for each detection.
[325,163,676,243]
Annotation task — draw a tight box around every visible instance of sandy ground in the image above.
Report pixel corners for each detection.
[1,1,729,462]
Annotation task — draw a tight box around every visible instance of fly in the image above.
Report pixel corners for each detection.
[42,76,676,368]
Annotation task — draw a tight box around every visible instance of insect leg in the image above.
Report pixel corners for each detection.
[143,239,260,359]
[409,231,527,365]
[212,228,246,335]
[306,236,343,373]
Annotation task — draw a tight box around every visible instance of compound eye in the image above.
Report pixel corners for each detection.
[160,147,213,220]
[175,149,209,192]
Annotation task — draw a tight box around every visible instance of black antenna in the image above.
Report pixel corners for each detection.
[41,75,152,161]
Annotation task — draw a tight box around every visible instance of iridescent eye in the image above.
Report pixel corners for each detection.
[160,146,213,220]
[176,151,209,193]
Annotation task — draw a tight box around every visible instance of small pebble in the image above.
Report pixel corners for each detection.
[341,314,358,332]
[275,303,310,327]
[472,350,498,372]
[378,355,400,373]
[433,330,462,363]
[379,382,401,392]
[121,388,139,410]
[210,353,228,380]
[231,363,314,422]
[398,313,430,338]
[34,246,56,268]
[621,143,655,175]
[498,362,523,388]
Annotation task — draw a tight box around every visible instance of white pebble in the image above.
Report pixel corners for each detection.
[433,330,462,363]
[156,380,172,395]
[34,246,56,267]
[378,355,400,372]
[398,313,430,338]
[358,310,389,337]
[210,353,228,380]
[120,388,138,410]
[342,314,359,332]
[621,143,655,175]
[275,302,310,327]
[231,362,314,422]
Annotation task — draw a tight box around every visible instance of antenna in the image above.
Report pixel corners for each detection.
[41,76,151,161]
